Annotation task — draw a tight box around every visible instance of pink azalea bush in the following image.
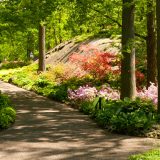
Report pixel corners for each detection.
[68,83,158,105]
[137,83,157,105]
[98,88,120,100]
[68,85,120,102]
[68,85,98,101]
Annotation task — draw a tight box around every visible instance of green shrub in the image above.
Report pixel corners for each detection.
[34,77,51,88]
[1,72,14,82]
[0,61,30,69]
[0,107,16,129]
[79,97,156,136]
[0,93,11,109]
[129,149,160,160]
[79,100,96,115]
[95,101,116,127]
[48,84,68,102]
[0,93,16,129]
[13,72,28,82]
[105,98,156,135]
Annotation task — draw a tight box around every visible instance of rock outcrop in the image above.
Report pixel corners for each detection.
[42,37,121,66]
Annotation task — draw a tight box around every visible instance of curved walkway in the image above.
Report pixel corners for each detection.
[0,80,159,160]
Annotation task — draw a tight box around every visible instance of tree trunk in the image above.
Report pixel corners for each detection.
[147,0,157,87]
[156,0,160,113]
[27,31,34,60]
[38,24,46,72]
[121,0,136,100]
[58,12,62,43]
[53,25,58,46]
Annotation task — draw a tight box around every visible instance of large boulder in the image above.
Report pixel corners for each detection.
[42,37,121,66]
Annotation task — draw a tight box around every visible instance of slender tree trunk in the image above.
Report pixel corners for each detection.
[156,0,160,113]
[38,24,46,72]
[58,12,62,43]
[121,0,136,100]
[147,0,157,87]
[27,31,34,60]
[53,25,58,46]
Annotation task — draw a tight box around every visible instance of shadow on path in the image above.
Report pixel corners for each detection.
[0,81,159,160]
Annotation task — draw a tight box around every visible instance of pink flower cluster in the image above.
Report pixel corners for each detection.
[68,86,97,101]
[68,83,158,105]
[99,88,120,100]
[137,83,157,105]
[68,85,120,102]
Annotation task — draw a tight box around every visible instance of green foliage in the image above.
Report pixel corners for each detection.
[48,84,68,101]
[104,98,156,135]
[79,97,157,135]
[34,77,51,88]
[12,72,33,87]
[0,93,16,129]
[0,107,16,129]
[0,0,148,64]
[0,93,11,109]
[74,34,94,43]
[129,149,160,160]
[79,100,96,116]
[95,99,117,127]
[0,72,14,82]
[0,61,30,69]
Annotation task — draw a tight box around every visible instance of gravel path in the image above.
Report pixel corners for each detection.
[0,80,159,160]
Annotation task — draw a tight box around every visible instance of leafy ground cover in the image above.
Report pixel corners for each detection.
[129,149,160,160]
[0,61,30,70]
[77,97,157,136]
[0,92,16,129]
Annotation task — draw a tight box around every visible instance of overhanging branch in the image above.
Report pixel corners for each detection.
[92,8,147,40]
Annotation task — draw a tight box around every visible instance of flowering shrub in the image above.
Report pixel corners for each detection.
[99,88,120,100]
[68,85,120,102]
[69,45,119,79]
[69,45,145,89]
[69,83,158,106]
[136,71,145,88]
[68,85,98,101]
[49,63,86,82]
[137,83,157,105]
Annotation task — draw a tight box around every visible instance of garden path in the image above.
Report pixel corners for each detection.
[0,80,159,160]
